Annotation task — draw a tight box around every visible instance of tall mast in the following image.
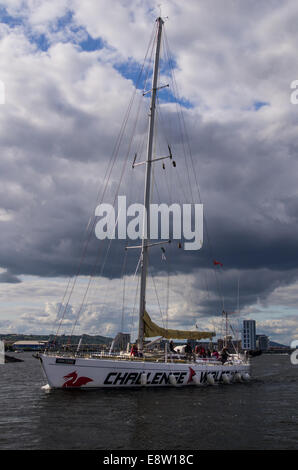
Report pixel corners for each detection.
[138,17,164,351]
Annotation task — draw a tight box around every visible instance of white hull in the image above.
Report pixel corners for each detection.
[40,353,250,389]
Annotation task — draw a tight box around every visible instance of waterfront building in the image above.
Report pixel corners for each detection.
[256,334,269,351]
[13,340,47,351]
[242,320,256,350]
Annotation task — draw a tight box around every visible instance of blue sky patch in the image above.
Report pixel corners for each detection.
[115,57,193,109]
[0,6,23,27]
[79,34,104,52]
[253,101,269,111]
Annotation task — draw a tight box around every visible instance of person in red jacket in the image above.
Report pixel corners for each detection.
[130,344,138,357]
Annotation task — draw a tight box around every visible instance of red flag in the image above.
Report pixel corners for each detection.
[213,260,223,267]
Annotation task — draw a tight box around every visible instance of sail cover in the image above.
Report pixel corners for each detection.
[143,311,215,340]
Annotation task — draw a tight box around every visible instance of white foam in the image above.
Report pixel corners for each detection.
[41,384,51,391]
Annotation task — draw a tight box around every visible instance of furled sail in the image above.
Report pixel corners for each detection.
[143,311,215,340]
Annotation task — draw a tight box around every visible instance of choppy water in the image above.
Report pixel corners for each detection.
[0,353,297,450]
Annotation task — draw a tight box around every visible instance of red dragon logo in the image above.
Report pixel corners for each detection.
[62,371,93,388]
[188,367,197,384]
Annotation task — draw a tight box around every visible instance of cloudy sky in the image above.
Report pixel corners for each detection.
[0,0,298,345]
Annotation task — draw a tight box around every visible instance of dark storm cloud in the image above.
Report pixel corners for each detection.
[0,270,21,283]
[0,0,298,329]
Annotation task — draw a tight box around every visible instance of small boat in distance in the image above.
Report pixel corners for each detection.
[40,17,251,389]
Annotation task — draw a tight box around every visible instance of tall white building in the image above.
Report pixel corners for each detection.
[242,320,256,350]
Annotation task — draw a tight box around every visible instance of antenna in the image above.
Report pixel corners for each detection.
[157,3,168,21]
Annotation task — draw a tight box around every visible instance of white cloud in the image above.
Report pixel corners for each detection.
[72,0,159,61]
[0,208,13,221]
[5,0,69,24]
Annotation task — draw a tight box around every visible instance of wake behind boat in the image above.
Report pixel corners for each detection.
[40,17,251,389]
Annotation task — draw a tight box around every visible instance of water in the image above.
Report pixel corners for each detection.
[0,353,297,450]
